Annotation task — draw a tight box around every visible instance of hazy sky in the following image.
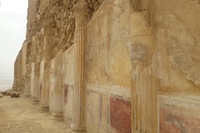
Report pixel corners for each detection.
[0,0,28,79]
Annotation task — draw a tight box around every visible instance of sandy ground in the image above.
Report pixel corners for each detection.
[0,96,70,133]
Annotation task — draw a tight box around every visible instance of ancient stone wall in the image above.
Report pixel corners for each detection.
[12,0,200,133]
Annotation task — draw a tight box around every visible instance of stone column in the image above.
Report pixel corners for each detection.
[24,41,32,98]
[24,64,31,98]
[32,62,40,104]
[49,58,55,112]
[22,42,27,77]
[130,11,158,133]
[31,62,40,104]
[40,63,50,112]
[40,27,53,112]
[13,50,23,92]
[21,41,27,92]
[52,52,64,121]
[70,1,88,132]
[31,63,36,102]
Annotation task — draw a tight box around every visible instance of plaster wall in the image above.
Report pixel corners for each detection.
[62,46,75,125]
[85,0,132,132]
[154,0,200,93]
[154,0,200,132]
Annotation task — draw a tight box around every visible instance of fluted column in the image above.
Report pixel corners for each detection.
[49,58,55,112]
[24,64,31,98]
[130,11,158,133]
[32,62,40,103]
[31,63,36,102]
[40,63,50,112]
[40,27,53,112]
[21,41,27,93]
[24,42,31,98]
[52,52,64,121]
[70,1,88,132]
[31,62,40,104]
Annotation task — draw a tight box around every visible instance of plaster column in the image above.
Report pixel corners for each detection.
[40,28,53,112]
[52,52,64,121]
[24,76,30,98]
[70,1,88,132]
[21,41,27,92]
[24,64,31,98]
[31,62,37,103]
[40,63,50,112]
[49,58,55,112]
[24,41,32,98]
[130,11,158,133]
[32,62,40,104]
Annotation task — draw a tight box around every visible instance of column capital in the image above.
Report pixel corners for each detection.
[73,2,89,28]
[73,2,88,15]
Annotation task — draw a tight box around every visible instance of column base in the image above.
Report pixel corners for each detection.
[39,106,49,113]
[31,98,39,104]
[24,94,30,98]
[69,130,86,133]
[52,112,64,121]
[70,124,86,132]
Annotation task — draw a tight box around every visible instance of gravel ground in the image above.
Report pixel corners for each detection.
[0,120,50,133]
[0,96,70,133]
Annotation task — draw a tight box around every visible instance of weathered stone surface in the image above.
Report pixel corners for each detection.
[11,0,200,132]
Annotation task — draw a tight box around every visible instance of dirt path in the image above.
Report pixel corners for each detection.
[0,96,70,133]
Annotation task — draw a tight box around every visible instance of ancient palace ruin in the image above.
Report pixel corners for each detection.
[12,0,200,132]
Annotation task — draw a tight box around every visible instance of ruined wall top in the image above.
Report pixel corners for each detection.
[25,0,103,62]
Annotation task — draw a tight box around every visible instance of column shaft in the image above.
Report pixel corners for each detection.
[24,64,31,98]
[70,2,88,132]
[52,53,63,121]
[32,62,40,104]
[40,33,53,112]
[71,27,86,132]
